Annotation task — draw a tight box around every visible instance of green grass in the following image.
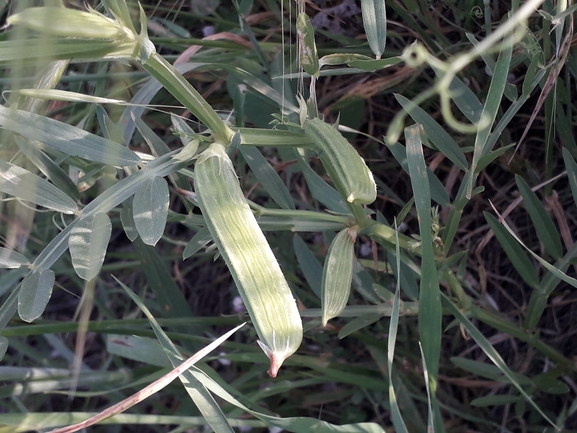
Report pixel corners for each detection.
[0,0,576,432]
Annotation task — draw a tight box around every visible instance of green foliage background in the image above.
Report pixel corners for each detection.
[0,0,576,432]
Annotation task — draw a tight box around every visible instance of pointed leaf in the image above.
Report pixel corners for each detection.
[133,177,169,246]
[386,141,450,206]
[485,213,539,288]
[405,125,442,380]
[0,38,136,64]
[7,7,128,40]
[347,56,402,71]
[15,136,80,201]
[0,247,30,269]
[120,201,138,242]
[395,94,468,171]
[116,279,236,433]
[18,269,55,322]
[338,313,382,338]
[516,175,563,259]
[476,143,516,172]
[563,148,577,207]
[432,66,483,124]
[468,43,513,197]
[0,336,7,361]
[444,294,559,429]
[293,234,323,298]
[0,105,140,166]
[0,159,77,214]
[69,213,112,281]
[239,145,295,210]
[361,0,387,59]
[471,395,521,407]
[183,228,212,259]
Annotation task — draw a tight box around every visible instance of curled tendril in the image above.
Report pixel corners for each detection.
[402,41,430,68]
[471,6,484,18]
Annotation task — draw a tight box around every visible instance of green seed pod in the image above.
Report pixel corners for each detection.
[194,142,303,377]
[296,13,320,78]
[7,7,131,41]
[303,118,377,205]
[321,227,358,326]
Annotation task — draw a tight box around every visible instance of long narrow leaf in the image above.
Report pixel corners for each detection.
[293,234,323,298]
[404,124,442,380]
[15,136,80,201]
[0,106,140,166]
[0,159,77,214]
[563,148,577,206]
[0,248,30,269]
[395,94,468,171]
[388,219,409,432]
[361,0,387,59]
[515,175,563,259]
[240,145,295,210]
[443,294,559,429]
[468,43,513,196]
[484,213,539,288]
[115,279,236,433]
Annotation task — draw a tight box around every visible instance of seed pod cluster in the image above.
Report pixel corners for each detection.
[322,226,358,326]
[194,142,303,377]
[303,118,377,205]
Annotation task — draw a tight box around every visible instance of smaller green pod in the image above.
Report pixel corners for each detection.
[321,227,358,326]
[296,13,320,78]
[304,118,377,205]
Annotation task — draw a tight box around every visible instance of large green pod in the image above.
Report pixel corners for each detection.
[194,142,303,377]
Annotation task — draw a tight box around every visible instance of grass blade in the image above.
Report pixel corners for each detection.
[0,248,30,269]
[395,94,468,171]
[386,141,450,206]
[388,218,409,433]
[116,279,237,433]
[443,294,559,429]
[515,175,563,259]
[14,136,80,201]
[468,43,513,196]
[293,234,323,298]
[132,237,195,320]
[563,148,577,206]
[239,145,295,210]
[0,159,77,214]
[361,0,387,59]
[405,124,442,380]
[0,106,140,167]
[484,213,539,288]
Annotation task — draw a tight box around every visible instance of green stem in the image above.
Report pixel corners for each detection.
[249,203,352,225]
[362,221,419,255]
[142,52,234,144]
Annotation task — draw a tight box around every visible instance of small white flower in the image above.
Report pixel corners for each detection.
[233,295,246,314]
